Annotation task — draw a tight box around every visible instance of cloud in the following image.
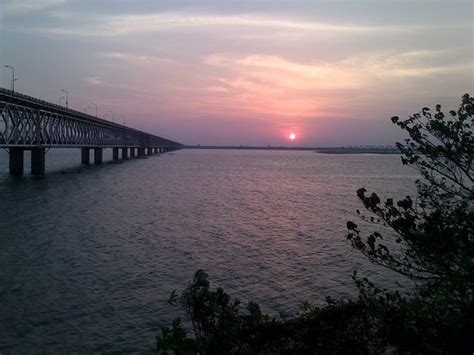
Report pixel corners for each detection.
[12,11,413,38]
[101,51,176,65]
[199,48,472,118]
[84,76,104,86]
[0,0,70,14]
[103,13,403,34]
[206,53,363,90]
[201,53,359,117]
[342,49,473,78]
[6,6,470,39]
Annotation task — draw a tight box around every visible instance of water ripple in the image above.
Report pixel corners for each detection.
[0,149,416,353]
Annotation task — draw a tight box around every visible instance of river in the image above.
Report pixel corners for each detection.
[0,149,417,353]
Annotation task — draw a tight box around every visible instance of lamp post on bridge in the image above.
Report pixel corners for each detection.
[60,89,69,108]
[4,65,16,92]
[91,103,98,117]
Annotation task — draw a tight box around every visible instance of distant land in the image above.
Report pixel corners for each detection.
[185,145,400,154]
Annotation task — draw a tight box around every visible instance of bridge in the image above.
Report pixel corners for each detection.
[0,88,184,175]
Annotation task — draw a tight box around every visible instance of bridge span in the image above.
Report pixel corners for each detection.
[0,88,184,175]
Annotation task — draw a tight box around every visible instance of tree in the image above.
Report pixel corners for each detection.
[347,93,473,352]
[157,94,473,354]
[348,93,472,296]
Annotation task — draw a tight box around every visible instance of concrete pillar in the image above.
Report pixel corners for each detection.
[81,148,90,164]
[153,147,157,154]
[122,147,128,159]
[113,147,119,160]
[130,148,135,157]
[94,148,103,164]
[138,147,145,157]
[31,148,46,175]
[9,148,24,175]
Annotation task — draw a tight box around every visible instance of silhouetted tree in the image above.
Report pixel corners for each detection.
[347,93,473,352]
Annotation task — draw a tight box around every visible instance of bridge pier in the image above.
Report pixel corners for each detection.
[81,148,90,164]
[94,148,103,164]
[122,147,128,159]
[113,148,119,160]
[9,148,24,175]
[31,148,46,175]
[130,148,135,157]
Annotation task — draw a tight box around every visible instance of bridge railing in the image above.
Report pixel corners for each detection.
[0,88,183,149]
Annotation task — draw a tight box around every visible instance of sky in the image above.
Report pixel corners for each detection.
[0,0,472,146]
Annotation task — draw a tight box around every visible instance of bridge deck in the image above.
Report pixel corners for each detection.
[0,88,183,149]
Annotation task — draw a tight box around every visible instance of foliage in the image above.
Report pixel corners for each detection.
[157,94,473,354]
[347,94,473,290]
[157,270,383,354]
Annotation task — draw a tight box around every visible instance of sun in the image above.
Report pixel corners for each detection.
[289,133,296,140]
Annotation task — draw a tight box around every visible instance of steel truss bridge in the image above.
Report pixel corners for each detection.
[0,88,184,175]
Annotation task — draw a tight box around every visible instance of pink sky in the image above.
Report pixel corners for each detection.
[1,0,472,146]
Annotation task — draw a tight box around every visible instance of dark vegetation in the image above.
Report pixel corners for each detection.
[156,95,473,354]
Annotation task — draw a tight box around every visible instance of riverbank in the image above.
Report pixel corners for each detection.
[185,145,399,154]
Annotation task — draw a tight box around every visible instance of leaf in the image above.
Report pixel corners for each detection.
[168,290,179,305]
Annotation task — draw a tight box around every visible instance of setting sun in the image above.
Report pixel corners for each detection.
[289,133,296,140]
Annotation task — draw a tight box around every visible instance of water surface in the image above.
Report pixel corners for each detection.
[0,149,416,353]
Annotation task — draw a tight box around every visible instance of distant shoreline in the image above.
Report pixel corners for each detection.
[184,146,400,154]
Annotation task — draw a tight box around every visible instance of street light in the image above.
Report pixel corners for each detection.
[61,89,69,108]
[4,65,15,92]
[91,103,98,117]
